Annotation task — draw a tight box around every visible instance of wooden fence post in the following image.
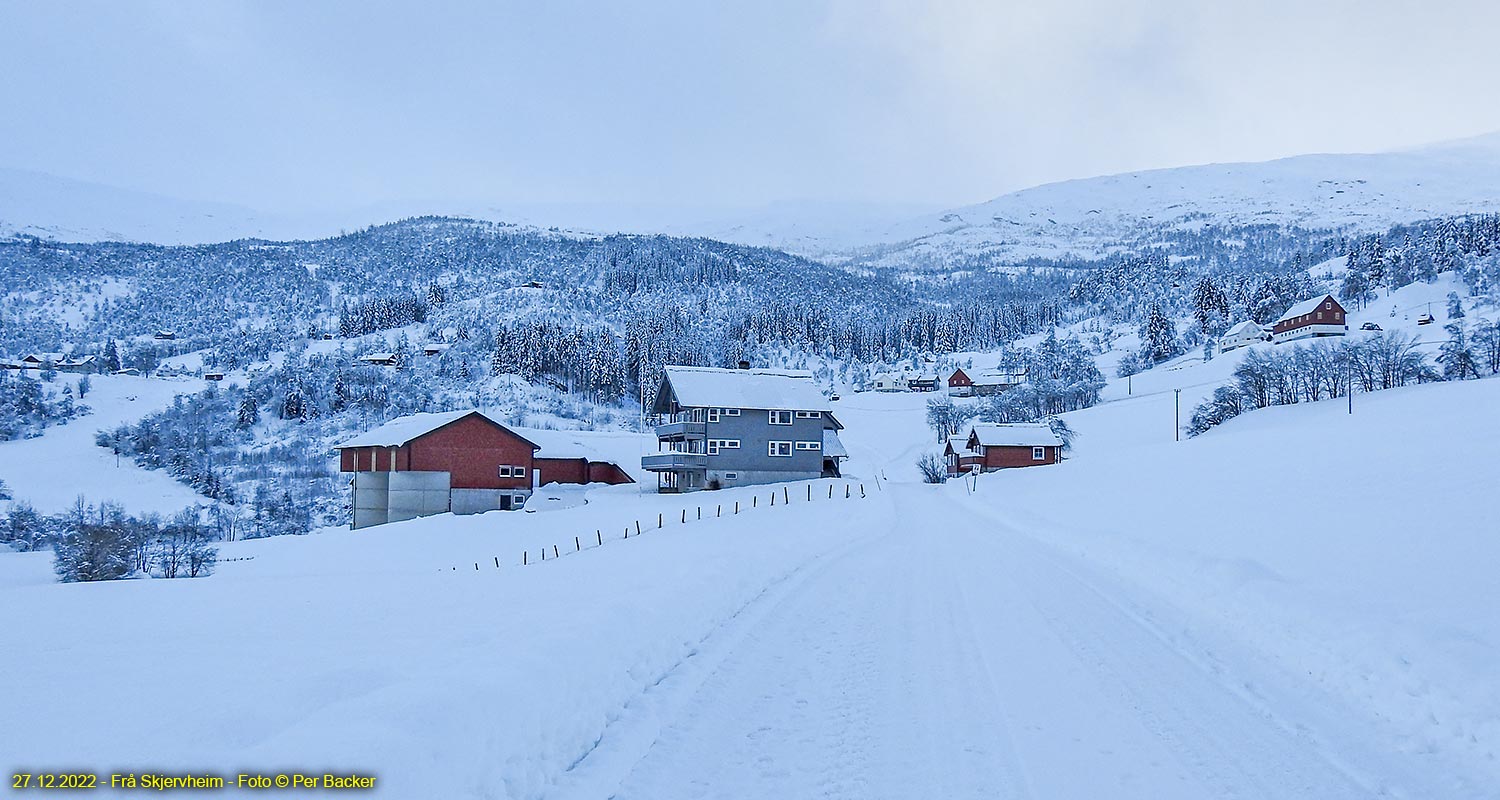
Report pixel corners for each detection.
[697,507,701,520]
[860,484,865,498]
[829,485,834,498]
[771,492,776,506]
[494,557,499,568]
[845,485,850,498]
[597,530,603,546]
[553,544,559,558]
[717,504,722,517]
[523,551,528,565]
[807,485,811,501]
[658,513,663,529]
[681,509,686,523]
[752,496,757,508]
[784,487,789,504]
[734,501,739,514]
[636,520,641,536]
[541,549,545,561]
[575,536,580,552]
[474,562,479,570]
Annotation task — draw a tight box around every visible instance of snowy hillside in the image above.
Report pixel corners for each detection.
[799,132,1500,268]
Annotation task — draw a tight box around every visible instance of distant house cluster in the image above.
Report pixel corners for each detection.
[1218,294,1350,353]
[1,353,97,373]
[946,366,1028,397]
[334,410,633,529]
[870,370,940,392]
[944,423,1063,477]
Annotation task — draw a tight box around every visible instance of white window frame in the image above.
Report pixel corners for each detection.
[707,408,720,423]
[724,472,738,479]
[498,465,512,478]
[769,410,793,425]
[768,441,792,457]
[512,465,526,477]
[724,408,741,416]
[707,439,740,455]
[795,441,821,451]
[1032,446,1046,461]
[795,410,820,419]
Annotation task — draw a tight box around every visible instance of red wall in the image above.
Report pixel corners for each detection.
[1273,297,1347,335]
[980,445,1058,469]
[405,415,536,490]
[948,369,972,388]
[339,415,634,489]
[536,458,635,486]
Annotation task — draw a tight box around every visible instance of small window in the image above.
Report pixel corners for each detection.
[768,441,792,457]
[769,410,793,425]
[795,410,820,419]
[725,408,741,416]
[707,440,719,455]
[512,495,527,507]
[1032,447,1046,461]
[498,465,512,478]
[1325,301,1332,309]
[795,441,821,451]
[707,408,720,423]
[1317,311,1323,320]
[724,472,738,479]
[723,439,739,448]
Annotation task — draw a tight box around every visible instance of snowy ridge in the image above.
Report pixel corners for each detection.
[789,132,1500,266]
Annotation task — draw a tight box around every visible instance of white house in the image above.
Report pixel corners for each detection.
[1218,320,1269,353]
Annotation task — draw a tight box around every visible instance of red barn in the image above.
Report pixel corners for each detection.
[1271,294,1348,344]
[947,368,974,396]
[965,423,1063,471]
[335,410,632,529]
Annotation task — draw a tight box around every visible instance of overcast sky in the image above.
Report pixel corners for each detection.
[3,0,1499,217]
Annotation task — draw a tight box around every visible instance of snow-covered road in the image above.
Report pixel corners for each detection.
[551,484,1463,800]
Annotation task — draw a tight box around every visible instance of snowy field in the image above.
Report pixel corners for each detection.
[3,274,1497,797]
[0,373,206,515]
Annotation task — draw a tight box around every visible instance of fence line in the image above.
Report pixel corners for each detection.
[444,481,870,573]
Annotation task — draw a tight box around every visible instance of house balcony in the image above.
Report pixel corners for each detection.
[655,420,707,439]
[641,452,709,472]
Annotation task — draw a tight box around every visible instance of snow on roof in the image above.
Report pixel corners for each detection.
[1274,295,1335,324]
[359,352,397,361]
[335,410,521,449]
[945,435,975,454]
[522,427,627,461]
[822,429,848,458]
[1223,320,1262,337]
[661,366,829,411]
[969,369,1027,386]
[968,423,1063,448]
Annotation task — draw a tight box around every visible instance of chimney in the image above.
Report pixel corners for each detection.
[737,360,751,370]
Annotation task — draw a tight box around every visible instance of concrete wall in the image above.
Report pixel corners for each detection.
[451,487,530,515]
[707,468,821,488]
[351,471,390,530]
[386,471,451,523]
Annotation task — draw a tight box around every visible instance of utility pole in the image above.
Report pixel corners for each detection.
[1174,388,1181,441]
[1127,373,1132,396]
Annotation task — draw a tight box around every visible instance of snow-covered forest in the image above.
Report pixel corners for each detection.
[4,211,1500,533]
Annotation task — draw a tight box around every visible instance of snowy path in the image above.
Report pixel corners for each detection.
[549,484,1455,800]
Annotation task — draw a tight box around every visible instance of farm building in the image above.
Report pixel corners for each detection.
[1271,294,1348,344]
[964,423,1063,471]
[335,410,633,529]
[943,436,983,477]
[357,352,400,367]
[957,367,1027,397]
[1218,320,1269,353]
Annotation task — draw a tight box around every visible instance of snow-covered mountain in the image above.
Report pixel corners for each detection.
[786,132,1500,268]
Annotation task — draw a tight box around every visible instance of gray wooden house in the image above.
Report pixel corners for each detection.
[643,365,847,492]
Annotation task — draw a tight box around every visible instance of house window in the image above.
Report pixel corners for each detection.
[1325,301,1332,309]
[1317,311,1323,320]
[768,441,792,457]
[707,408,720,423]
[795,441,821,451]
[512,495,527,508]
[769,410,793,425]
[1032,447,1046,461]
[725,408,741,416]
[795,411,820,419]
[724,472,738,480]
[706,439,739,455]
[498,465,512,478]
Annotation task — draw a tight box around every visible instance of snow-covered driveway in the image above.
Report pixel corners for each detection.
[553,484,1466,800]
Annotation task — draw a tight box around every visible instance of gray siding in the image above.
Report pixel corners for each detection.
[700,408,828,474]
